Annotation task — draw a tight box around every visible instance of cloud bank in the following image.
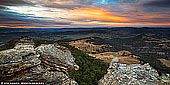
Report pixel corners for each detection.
[0,0,169,28]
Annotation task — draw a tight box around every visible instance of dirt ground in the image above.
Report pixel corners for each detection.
[160,59,170,68]
[89,52,141,64]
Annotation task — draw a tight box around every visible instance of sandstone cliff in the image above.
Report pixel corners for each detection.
[99,57,163,85]
[0,37,79,85]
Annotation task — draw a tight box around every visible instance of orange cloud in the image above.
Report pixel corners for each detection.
[55,0,74,4]
[4,5,170,28]
[10,25,38,28]
[0,25,9,28]
[10,24,70,28]
[71,8,130,23]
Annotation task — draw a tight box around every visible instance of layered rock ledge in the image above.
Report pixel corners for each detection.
[99,57,163,85]
[0,37,79,85]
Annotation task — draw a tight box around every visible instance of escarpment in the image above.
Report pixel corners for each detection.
[0,37,79,85]
[99,57,164,85]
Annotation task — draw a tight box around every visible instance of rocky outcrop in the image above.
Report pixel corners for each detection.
[99,57,162,85]
[0,38,79,85]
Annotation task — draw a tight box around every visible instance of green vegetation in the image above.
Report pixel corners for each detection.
[1,36,169,83]
[88,36,170,74]
[33,39,55,47]
[0,39,56,51]
[0,39,108,85]
[58,41,108,85]
[150,59,170,74]
[0,40,17,51]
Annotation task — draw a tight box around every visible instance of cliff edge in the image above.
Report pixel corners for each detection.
[98,57,163,85]
[0,37,79,85]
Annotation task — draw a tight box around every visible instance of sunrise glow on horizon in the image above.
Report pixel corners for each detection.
[0,0,170,28]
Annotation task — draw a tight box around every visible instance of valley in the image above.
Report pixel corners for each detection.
[0,27,170,84]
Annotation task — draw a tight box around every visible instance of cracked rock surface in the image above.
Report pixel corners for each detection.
[0,38,79,85]
[98,57,163,85]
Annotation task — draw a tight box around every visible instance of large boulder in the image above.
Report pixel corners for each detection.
[0,38,79,85]
[35,43,79,71]
[99,57,162,85]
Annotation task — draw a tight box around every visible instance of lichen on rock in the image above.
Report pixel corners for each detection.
[0,37,79,85]
[99,57,162,85]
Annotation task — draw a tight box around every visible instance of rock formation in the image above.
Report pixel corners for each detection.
[0,37,79,85]
[99,57,162,85]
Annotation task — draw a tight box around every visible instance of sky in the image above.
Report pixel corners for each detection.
[0,0,170,28]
